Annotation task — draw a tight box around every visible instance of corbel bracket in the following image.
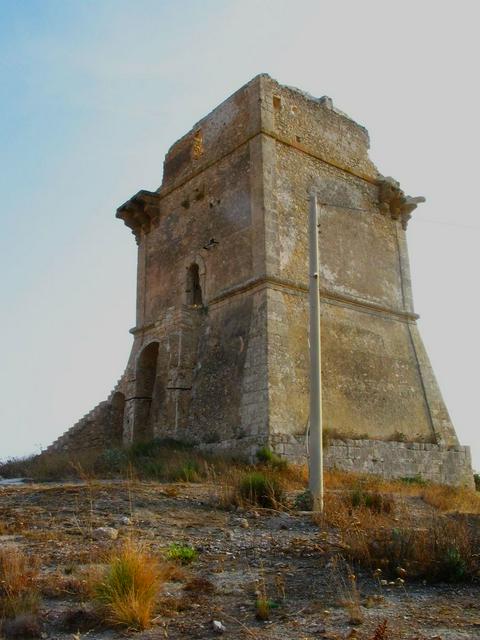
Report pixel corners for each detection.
[377,176,425,229]
[116,190,161,243]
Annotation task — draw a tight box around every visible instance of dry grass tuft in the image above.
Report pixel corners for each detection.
[93,541,165,630]
[0,546,40,618]
[330,556,364,626]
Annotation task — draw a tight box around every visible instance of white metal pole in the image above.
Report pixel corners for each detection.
[308,190,324,512]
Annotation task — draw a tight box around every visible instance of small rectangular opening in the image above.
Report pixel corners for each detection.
[273,96,282,110]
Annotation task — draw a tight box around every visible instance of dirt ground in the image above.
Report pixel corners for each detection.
[1,480,479,640]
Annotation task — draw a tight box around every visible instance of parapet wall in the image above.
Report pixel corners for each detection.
[269,435,474,488]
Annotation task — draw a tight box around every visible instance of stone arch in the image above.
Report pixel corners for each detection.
[133,341,159,442]
[110,391,126,444]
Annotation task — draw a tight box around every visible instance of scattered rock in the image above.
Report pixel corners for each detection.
[212,619,226,633]
[118,516,132,526]
[91,526,118,540]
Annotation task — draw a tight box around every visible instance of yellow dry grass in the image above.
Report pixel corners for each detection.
[0,545,40,618]
[421,484,480,514]
[93,541,166,630]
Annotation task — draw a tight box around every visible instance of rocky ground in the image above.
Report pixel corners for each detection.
[1,480,479,640]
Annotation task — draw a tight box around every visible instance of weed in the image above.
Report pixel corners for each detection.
[350,490,393,514]
[255,597,271,620]
[93,541,164,630]
[166,543,198,565]
[294,489,313,511]
[0,546,40,618]
[422,484,480,514]
[256,447,287,470]
[439,546,467,582]
[330,556,364,626]
[238,472,285,508]
[474,473,480,491]
[175,461,201,482]
[400,474,427,486]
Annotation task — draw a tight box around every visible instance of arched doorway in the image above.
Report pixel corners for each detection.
[110,392,126,445]
[133,342,159,442]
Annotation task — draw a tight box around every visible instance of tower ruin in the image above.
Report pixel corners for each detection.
[47,75,473,486]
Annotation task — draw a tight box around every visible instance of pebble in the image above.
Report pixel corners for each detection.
[239,518,249,529]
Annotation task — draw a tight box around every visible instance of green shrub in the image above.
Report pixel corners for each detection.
[97,448,129,473]
[256,447,287,470]
[239,472,285,508]
[140,460,164,480]
[166,544,198,565]
[439,546,467,582]
[178,461,200,482]
[474,474,480,492]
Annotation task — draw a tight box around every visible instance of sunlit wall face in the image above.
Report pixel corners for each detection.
[0,0,478,469]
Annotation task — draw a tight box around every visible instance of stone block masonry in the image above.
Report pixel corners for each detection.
[45,74,473,487]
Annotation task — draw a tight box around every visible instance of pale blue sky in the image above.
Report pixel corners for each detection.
[1,1,479,469]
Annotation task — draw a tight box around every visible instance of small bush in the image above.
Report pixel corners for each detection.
[439,546,467,582]
[172,460,201,482]
[239,472,285,508]
[255,597,271,620]
[474,473,480,491]
[97,448,128,473]
[256,447,287,470]
[350,490,393,514]
[294,490,313,511]
[166,543,198,565]
[0,546,40,619]
[94,542,164,630]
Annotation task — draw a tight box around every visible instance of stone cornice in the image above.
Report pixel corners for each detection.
[129,278,418,336]
[205,275,419,322]
[116,190,161,243]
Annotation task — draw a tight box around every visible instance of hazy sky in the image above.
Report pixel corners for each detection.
[1,1,479,470]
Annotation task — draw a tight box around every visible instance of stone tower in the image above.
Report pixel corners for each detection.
[47,75,473,486]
